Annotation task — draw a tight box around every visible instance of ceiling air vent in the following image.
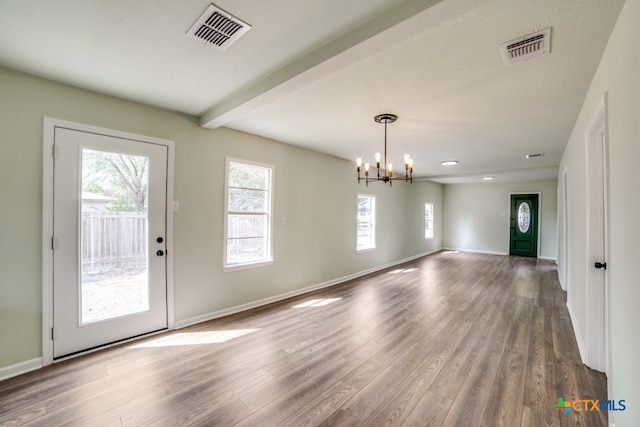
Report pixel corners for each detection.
[500,28,551,65]
[187,4,251,51]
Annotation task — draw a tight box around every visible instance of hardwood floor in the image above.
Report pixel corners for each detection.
[0,251,608,426]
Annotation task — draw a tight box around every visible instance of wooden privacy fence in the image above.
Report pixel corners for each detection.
[81,212,147,273]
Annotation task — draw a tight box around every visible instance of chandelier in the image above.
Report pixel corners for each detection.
[356,114,413,186]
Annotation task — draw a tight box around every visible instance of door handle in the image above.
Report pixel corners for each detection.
[594,262,606,270]
[156,250,165,257]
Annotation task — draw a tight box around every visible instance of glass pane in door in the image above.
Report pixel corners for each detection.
[517,201,531,233]
[81,149,150,324]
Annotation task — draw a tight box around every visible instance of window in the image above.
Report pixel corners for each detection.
[224,159,273,270]
[517,201,531,233]
[357,194,376,251]
[425,202,434,239]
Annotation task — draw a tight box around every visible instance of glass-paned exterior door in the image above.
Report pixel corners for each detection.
[52,127,168,358]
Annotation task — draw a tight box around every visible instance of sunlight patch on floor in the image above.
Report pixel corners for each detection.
[387,268,418,274]
[292,298,342,308]
[128,329,260,348]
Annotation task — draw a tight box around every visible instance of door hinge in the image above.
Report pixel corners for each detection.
[52,145,58,159]
[51,237,58,251]
[51,327,57,341]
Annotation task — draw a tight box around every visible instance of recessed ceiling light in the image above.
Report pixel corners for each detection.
[441,160,458,166]
[526,153,545,159]
[482,176,495,180]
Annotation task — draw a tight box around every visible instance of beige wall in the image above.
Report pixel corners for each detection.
[442,180,557,259]
[558,0,640,424]
[0,66,443,371]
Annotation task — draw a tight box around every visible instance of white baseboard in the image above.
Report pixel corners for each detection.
[443,247,556,261]
[566,301,587,364]
[0,357,42,382]
[174,248,441,330]
[441,247,508,256]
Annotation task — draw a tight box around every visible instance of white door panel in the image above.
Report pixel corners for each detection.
[53,127,168,358]
[585,96,608,373]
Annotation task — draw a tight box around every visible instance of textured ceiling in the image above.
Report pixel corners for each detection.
[0,0,626,183]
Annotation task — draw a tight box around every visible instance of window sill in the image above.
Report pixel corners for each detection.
[356,247,376,253]
[223,259,274,273]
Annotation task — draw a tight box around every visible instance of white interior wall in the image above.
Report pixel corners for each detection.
[442,180,557,259]
[558,0,640,424]
[0,65,443,372]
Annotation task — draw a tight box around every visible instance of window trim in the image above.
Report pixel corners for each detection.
[356,193,376,252]
[223,157,274,272]
[425,202,434,240]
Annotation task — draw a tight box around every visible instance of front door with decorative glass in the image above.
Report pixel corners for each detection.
[509,194,539,257]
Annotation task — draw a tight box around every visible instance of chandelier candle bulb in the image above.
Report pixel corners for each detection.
[356,157,362,167]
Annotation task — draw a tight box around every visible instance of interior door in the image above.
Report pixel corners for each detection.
[586,110,608,373]
[509,194,539,257]
[52,127,168,358]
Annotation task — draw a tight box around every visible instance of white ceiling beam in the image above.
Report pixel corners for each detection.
[199,0,492,129]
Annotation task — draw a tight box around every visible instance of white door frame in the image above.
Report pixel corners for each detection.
[561,167,569,292]
[42,117,175,365]
[584,94,609,374]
